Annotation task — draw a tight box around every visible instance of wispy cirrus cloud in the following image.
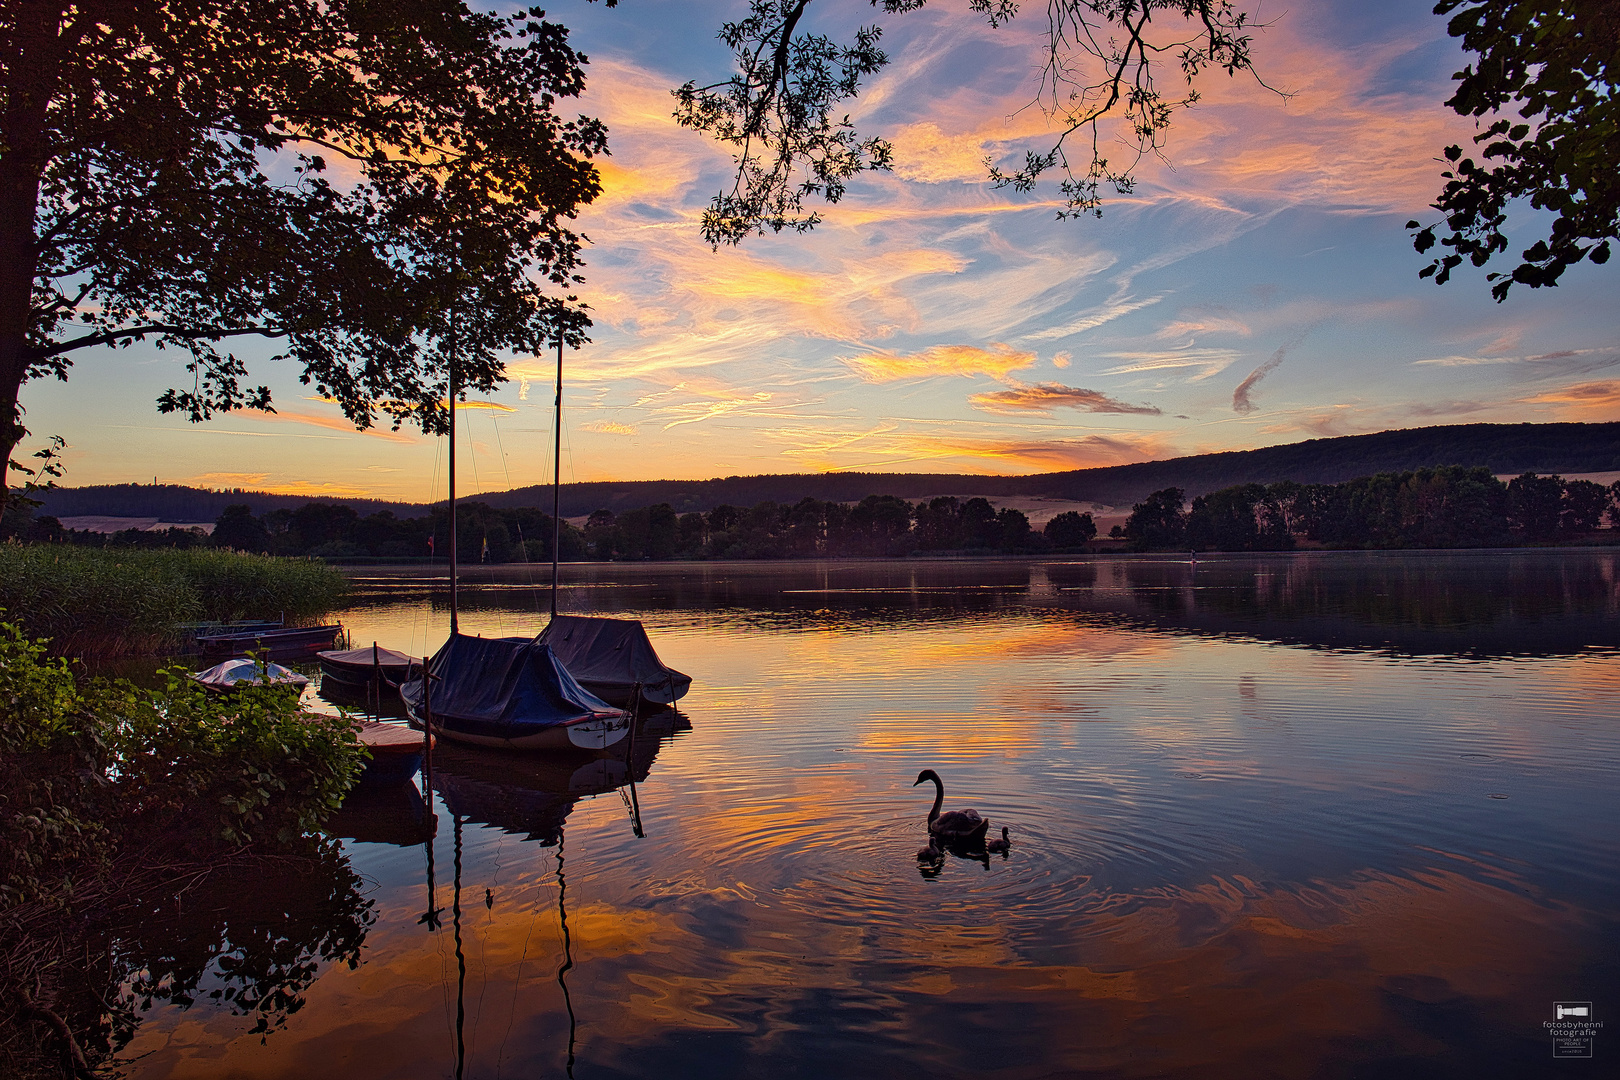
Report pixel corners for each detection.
[581,420,640,436]
[1101,349,1241,381]
[968,381,1162,416]
[1413,348,1613,367]
[842,343,1036,382]
[249,407,420,443]
[1022,294,1166,341]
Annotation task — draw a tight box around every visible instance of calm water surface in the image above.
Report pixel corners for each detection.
[124,551,1619,1078]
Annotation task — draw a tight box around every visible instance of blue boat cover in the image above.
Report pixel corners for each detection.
[536,615,692,705]
[399,634,617,737]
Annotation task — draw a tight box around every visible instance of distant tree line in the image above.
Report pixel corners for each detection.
[7,494,1098,560]
[1116,469,1620,551]
[28,423,1620,525]
[11,468,1616,559]
[583,496,1093,560]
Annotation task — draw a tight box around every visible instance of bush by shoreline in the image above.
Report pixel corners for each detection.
[0,546,349,660]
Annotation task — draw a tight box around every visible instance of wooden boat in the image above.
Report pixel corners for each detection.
[196,624,342,662]
[317,644,420,688]
[398,634,629,751]
[189,657,310,692]
[354,719,431,785]
[535,615,691,706]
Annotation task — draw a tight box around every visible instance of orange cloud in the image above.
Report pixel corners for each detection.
[768,425,1171,473]
[250,407,420,443]
[842,343,1036,382]
[188,471,373,497]
[969,382,1162,416]
[1523,380,1620,406]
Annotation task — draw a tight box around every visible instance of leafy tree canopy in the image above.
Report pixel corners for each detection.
[675,0,1265,245]
[1409,0,1618,299]
[1,0,605,488]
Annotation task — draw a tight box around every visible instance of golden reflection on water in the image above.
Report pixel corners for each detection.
[122,558,1618,1078]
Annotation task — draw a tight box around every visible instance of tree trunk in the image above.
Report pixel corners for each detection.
[0,0,61,504]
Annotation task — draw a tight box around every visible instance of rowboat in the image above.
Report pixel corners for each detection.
[354,719,432,785]
[317,644,420,688]
[196,624,342,662]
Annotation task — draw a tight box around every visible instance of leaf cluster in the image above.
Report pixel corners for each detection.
[6,0,605,440]
[1409,0,1618,299]
[673,0,1264,244]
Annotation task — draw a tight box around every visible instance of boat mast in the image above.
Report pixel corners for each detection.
[448,327,459,634]
[550,334,562,619]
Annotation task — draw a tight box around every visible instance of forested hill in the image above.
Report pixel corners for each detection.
[33,485,428,522]
[34,421,1620,521]
[470,421,1620,514]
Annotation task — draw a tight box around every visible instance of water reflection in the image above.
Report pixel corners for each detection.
[345,550,1620,660]
[115,554,1619,1078]
[18,840,376,1073]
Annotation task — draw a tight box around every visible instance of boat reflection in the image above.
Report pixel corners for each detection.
[427,709,682,843]
[416,712,681,1079]
[327,780,435,847]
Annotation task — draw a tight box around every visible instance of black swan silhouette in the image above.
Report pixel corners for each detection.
[914,769,990,843]
[985,826,1011,854]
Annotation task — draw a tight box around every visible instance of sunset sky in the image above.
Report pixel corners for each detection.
[22,0,1620,502]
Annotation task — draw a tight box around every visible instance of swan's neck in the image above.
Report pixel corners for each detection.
[927,777,943,822]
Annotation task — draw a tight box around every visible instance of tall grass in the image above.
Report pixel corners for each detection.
[0,545,349,659]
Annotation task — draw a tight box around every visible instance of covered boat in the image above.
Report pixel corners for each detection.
[535,615,692,707]
[190,658,309,692]
[318,645,420,689]
[398,633,629,751]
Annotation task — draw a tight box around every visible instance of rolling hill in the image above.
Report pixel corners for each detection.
[33,421,1620,523]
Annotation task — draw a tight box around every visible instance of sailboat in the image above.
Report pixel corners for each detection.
[399,337,631,751]
[525,341,692,712]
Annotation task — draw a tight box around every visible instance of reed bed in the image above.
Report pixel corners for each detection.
[0,545,349,660]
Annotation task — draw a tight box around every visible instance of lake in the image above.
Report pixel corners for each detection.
[120,551,1618,1078]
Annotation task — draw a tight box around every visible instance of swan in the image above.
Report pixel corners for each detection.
[985,826,1011,854]
[916,838,941,861]
[913,769,990,843]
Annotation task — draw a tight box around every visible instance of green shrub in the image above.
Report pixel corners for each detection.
[0,619,368,908]
[0,623,113,909]
[107,667,367,848]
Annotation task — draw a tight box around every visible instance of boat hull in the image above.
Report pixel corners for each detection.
[198,624,342,662]
[405,706,630,751]
[318,646,420,688]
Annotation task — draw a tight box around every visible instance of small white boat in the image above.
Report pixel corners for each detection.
[189,658,310,692]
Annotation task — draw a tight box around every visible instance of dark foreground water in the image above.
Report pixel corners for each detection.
[123,551,1618,1078]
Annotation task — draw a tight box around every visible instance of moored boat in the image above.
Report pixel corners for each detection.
[535,615,691,707]
[354,719,431,785]
[398,633,629,751]
[197,624,342,662]
[189,657,310,692]
[317,644,420,688]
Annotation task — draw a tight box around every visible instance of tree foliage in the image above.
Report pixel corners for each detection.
[1124,469,1618,551]
[675,0,1265,245]
[1409,0,1618,299]
[0,0,605,487]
